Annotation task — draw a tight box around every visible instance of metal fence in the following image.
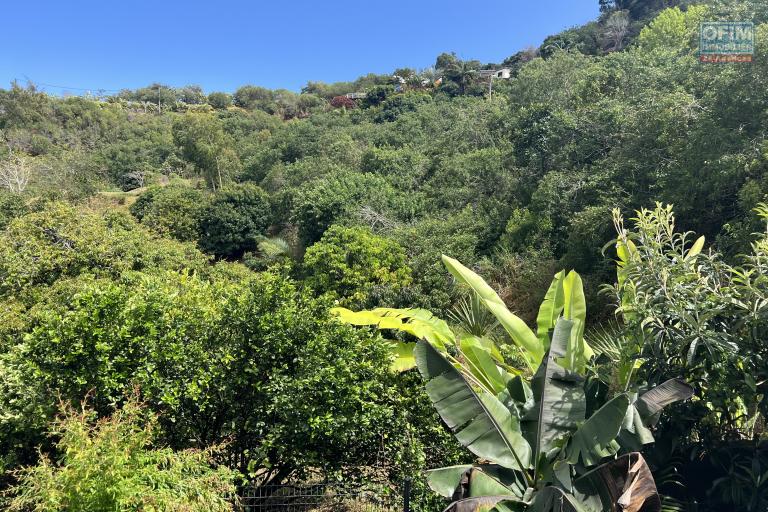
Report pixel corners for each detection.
[239,479,419,512]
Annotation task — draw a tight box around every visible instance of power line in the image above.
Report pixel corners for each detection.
[25,79,122,93]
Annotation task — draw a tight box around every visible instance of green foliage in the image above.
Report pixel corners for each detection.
[0,269,423,483]
[207,91,232,109]
[242,236,292,270]
[540,22,603,57]
[117,83,194,107]
[233,85,276,112]
[291,170,406,246]
[198,183,271,258]
[360,85,395,108]
[88,111,175,190]
[0,191,27,229]
[172,113,239,190]
[3,4,768,506]
[391,210,480,312]
[637,5,709,52]
[360,146,428,189]
[603,203,768,509]
[610,204,768,443]
[303,225,412,307]
[7,396,237,512]
[0,202,208,300]
[130,185,210,242]
[374,91,432,123]
[339,256,690,511]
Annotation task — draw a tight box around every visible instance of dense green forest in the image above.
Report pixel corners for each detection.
[2,0,768,510]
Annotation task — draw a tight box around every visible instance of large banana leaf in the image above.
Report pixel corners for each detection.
[564,393,629,466]
[537,271,593,374]
[536,271,565,349]
[435,454,662,512]
[442,255,543,371]
[427,465,526,500]
[526,319,585,478]
[332,307,455,371]
[442,255,507,308]
[460,334,510,395]
[574,452,661,512]
[561,271,594,373]
[484,300,543,373]
[415,341,532,472]
[386,340,416,372]
[617,402,655,452]
[332,307,454,351]
[635,379,694,425]
[619,379,694,451]
[528,487,590,512]
[427,465,474,498]
[466,467,526,498]
[334,306,513,395]
[441,496,526,512]
[561,272,585,329]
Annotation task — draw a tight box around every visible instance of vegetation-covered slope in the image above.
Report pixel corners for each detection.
[2,1,768,510]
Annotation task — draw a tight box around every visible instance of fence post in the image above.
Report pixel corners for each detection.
[403,477,412,512]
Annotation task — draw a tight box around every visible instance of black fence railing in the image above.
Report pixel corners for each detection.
[238,478,421,512]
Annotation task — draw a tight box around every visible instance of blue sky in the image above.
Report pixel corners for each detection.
[1,0,600,94]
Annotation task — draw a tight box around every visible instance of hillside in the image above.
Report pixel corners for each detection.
[2,1,768,510]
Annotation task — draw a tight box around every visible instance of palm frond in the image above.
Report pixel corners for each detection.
[447,293,500,339]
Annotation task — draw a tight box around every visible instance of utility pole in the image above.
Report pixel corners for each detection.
[488,75,493,100]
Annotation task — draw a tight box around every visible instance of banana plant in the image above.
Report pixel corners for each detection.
[333,256,593,376]
[336,255,694,511]
[441,256,593,374]
[419,319,690,512]
[331,307,457,373]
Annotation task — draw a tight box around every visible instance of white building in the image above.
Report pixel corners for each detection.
[478,68,512,79]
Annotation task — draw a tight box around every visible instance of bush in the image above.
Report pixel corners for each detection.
[360,146,428,189]
[0,192,27,230]
[198,183,271,258]
[0,202,208,299]
[118,169,146,191]
[330,96,356,109]
[608,203,768,510]
[207,91,232,109]
[360,85,394,108]
[130,185,209,242]
[7,396,237,512]
[392,210,481,313]
[232,85,276,113]
[303,225,411,307]
[0,270,410,484]
[291,170,400,246]
[373,91,431,123]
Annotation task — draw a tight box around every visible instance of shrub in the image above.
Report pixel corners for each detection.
[0,270,416,484]
[392,210,481,312]
[303,225,412,307]
[198,183,271,258]
[130,185,209,242]
[7,396,237,512]
[0,202,208,299]
[118,169,145,191]
[291,170,402,246]
[0,192,27,230]
[207,91,232,109]
[373,91,431,123]
[360,85,394,108]
[330,96,356,109]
